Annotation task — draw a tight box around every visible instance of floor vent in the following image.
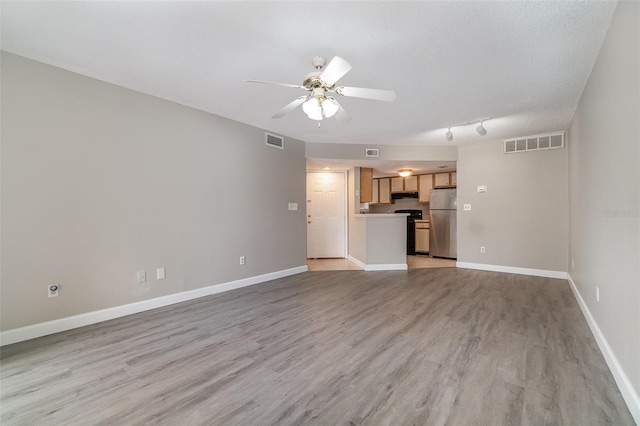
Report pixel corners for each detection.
[365,148,380,158]
[265,132,284,149]
[504,131,565,154]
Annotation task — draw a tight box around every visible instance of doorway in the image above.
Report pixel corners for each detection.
[306,172,347,259]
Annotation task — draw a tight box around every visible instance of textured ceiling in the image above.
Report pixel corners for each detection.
[1,1,616,146]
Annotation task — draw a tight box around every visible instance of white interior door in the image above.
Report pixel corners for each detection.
[306,172,346,259]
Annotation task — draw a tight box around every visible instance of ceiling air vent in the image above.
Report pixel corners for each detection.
[504,131,565,154]
[365,148,380,158]
[265,132,284,149]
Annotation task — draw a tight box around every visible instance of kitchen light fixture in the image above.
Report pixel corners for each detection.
[398,169,412,177]
[476,121,487,136]
[443,118,490,141]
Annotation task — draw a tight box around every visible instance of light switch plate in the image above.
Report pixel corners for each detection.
[157,267,166,280]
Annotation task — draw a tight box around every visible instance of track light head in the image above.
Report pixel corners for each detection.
[445,128,453,142]
[476,122,487,136]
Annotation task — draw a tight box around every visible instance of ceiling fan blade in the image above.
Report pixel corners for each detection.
[320,56,352,86]
[272,96,308,119]
[334,86,397,102]
[331,98,351,123]
[245,80,305,90]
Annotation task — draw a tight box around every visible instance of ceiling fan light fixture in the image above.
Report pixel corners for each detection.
[445,128,453,142]
[476,122,487,136]
[322,98,339,118]
[398,169,412,177]
[302,97,323,120]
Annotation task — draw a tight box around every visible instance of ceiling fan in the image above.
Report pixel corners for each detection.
[246,56,396,123]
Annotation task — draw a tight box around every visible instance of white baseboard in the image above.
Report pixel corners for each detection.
[364,263,408,271]
[347,255,366,270]
[456,261,568,279]
[567,274,640,425]
[347,255,407,271]
[0,265,308,347]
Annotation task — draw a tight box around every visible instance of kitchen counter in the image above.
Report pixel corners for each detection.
[349,213,408,271]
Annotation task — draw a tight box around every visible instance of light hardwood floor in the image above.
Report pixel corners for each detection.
[0,268,634,425]
[307,256,456,271]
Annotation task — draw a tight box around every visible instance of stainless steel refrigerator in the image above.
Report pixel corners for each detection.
[429,188,457,259]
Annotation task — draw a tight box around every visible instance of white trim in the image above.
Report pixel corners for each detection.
[347,255,366,270]
[347,255,406,271]
[567,274,640,424]
[0,265,308,347]
[347,255,409,271]
[456,262,568,279]
[364,263,408,271]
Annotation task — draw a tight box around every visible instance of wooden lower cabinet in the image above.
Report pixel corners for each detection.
[415,220,429,253]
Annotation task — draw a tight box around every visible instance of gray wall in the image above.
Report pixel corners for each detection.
[457,139,569,272]
[568,0,640,401]
[306,142,457,162]
[1,53,307,331]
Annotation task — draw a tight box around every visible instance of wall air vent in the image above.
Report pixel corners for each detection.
[504,131,565,154]
[265,132,284,149]
[365,148,380,158]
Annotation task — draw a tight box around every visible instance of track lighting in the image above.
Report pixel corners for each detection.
[443,118,489,141]
[445,127,453,142]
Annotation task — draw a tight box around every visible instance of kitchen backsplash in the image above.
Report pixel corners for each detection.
[369,198,429,217]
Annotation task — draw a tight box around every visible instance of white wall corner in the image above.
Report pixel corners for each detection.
[567,274,640,425]
[347,255,366,270]
[0,265,308,347]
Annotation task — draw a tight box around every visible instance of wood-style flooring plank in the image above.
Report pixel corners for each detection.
[0,268,635,425]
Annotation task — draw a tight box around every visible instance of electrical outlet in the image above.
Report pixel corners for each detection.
[48,284,59,298]
[240,256,246,265]
[463,204,471,211]
[137,270,147,284]
[480,246,486,254]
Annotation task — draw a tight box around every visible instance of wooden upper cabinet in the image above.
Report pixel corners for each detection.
[404,175,418,192]
[419,174,433,203]
[391,175,418,192]
[378,178,391,204]
[390,176,404,192]
[359,167,373,203]
[372,178,379,204]
[434,172,451,188]
[451,172,457,186]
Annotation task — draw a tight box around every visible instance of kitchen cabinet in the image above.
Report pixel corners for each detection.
[415,220,430,253]
[372,178,379,204]
[434,172,451,187]
[378,178,391,204]
[419,174,433,203]
[360,167,373,203]
[391,176,404,192]
[391,175,418,192]
[451,172,457,186]
[404,175,418,191]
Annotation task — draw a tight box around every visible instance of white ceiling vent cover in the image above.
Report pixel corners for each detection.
[265,132,284,149]
[504,131,565,154]
[365,148,380,158]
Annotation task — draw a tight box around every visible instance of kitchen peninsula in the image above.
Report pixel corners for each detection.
[349,213,407,271]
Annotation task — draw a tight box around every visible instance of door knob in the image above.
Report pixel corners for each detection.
[308,221,311,224]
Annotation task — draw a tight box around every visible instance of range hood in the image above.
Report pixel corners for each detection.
[391,192,419,200]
